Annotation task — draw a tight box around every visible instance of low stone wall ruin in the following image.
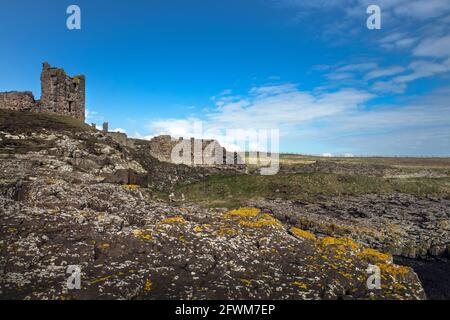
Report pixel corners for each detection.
[0,92,36,112]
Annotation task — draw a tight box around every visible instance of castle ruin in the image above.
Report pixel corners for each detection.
[0,63,243,168]
[0,62,85,120]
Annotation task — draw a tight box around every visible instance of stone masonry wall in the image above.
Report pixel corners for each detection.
[0,63,85,121]
[144,135,242,166]
[40,62,85,121]
[0,91,36,112]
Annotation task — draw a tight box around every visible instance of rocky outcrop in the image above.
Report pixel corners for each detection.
[0,112,427,300]
[247,197,450,259]
[280,160,448,179]
[0,185,426,299]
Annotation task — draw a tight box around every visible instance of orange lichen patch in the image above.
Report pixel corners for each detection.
[392,282,407,291]
[319,237,360,251]
[239,215,282,229]
[240,279,255,285]
[143,278,152,293]
[132,229,152,241]
[337,271,354,279]
[357,248,392,264]
[89,275,113,285]
[377,263,410,278]
[123,184,140,190]
[193,226,204,233]
[161,217,187,225]
[223,208,261,219]
[290,281,308,290]
[216,226,237,236]
[290,227,316,240]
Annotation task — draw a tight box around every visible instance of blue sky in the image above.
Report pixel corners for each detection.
[1,0,450,156]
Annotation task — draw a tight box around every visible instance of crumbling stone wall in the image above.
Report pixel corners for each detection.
[0,92,36,111]
[146,135,178,162]
[107,131,135,148]
[144,135,241,166]
[40,62,85,120]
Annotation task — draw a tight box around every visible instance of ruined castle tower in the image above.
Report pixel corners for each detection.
[39,62,85,120]
[0,62,86,120]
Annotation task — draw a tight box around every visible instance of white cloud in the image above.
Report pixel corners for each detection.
[379,33,418,50]
[111,128,126,134]
[292,86,450,155]
[365,66,406,80]
[206,84,373,133]
[393,60,450,83]
[144,83,450,156]
[85,109,103,123]
[371,80,407,94]
[326,72,354,81]
[149,118,204,139]
[146,84,373,151]
[280,0,450,20]
[130,131,154,140]
[413,35,450,58]
[336,63,378,72]
[370,60,450,92]
[392,0,450,19]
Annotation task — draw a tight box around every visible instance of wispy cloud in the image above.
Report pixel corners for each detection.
[146,83,450,156]
[136,1,450,156]
[413,35,450,58]
[365,66,406,80]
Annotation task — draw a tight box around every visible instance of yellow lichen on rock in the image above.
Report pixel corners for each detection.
[223,208,261,219]
[290,227,316,240]
[159,216,187,225]
[239,214,282,229]
[290,281,308,290]
[357,248,392,264]
[144,278,152,293]
[132,229,152,241]
[240,279,255,285]
[377,263,410,278]
[319,236,360,251]
[193,225,204,233]
[89,275,112,285]
[216,226,237,236]
[123,184,139,190]
[7,227,17,233]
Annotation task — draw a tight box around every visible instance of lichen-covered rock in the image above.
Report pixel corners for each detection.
[0,180,426,300]
[0,112,428,300]
[246,197,449,260]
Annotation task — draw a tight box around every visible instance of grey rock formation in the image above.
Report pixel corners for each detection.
[0,110,428,300]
